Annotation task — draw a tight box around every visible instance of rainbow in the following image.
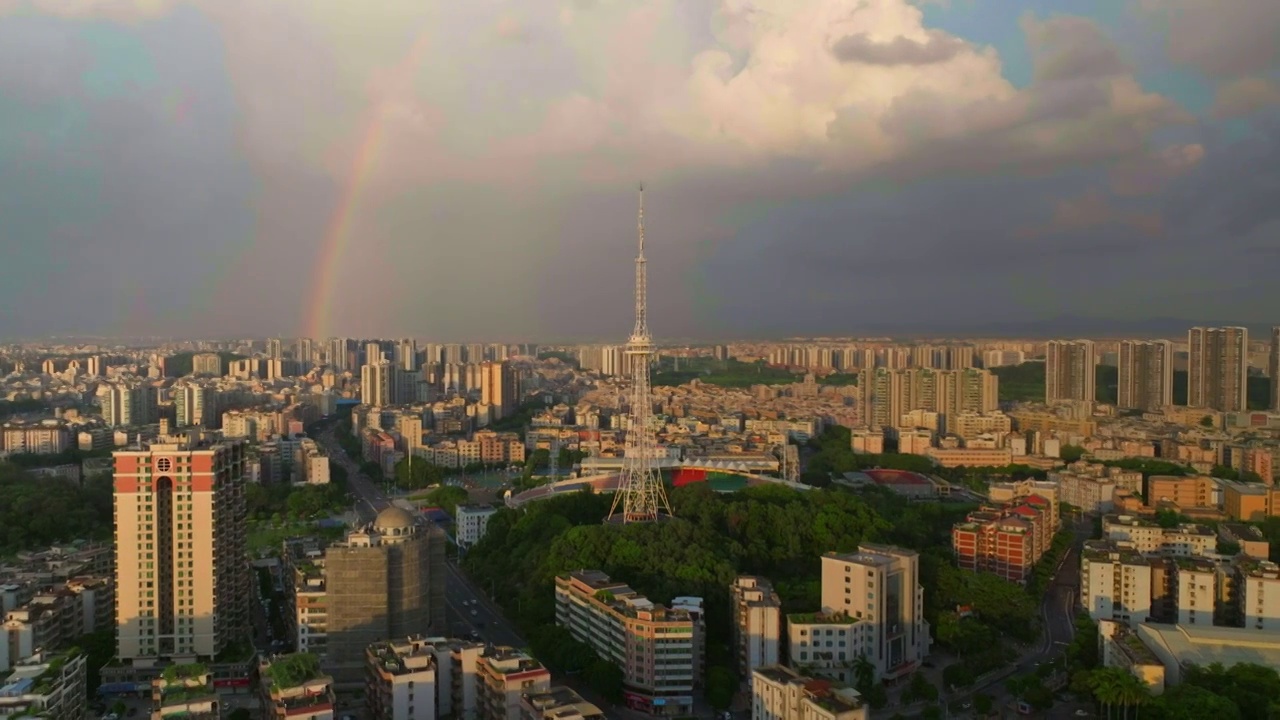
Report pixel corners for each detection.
[302,30,435,340]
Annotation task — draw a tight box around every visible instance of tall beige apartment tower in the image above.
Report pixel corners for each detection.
[480,361,518,420]
[1269,327,1279,412]
[112,438,249,663]
[820,544,929,681]
[1188,326,1248,412]
[1045,340,1096,404]
[1117,340,1173,411]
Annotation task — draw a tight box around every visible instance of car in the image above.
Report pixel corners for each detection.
[470,609,478,616]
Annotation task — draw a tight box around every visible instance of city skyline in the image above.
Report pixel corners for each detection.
[0,0,1277,340]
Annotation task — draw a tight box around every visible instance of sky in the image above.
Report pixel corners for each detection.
[0,0,1277,341]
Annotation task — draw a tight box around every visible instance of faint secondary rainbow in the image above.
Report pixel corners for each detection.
[303,29,435,340]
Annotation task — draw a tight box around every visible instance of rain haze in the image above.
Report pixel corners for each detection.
[1,0,1277,340]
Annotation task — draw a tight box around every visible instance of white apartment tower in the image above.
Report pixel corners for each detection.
[361,360,397,407]
[1045,340,1096,404]
[112,438,250,663]
[1187,326,1248,412]
[730,576,781,679]
[1117,340,1173,411]
[173,383,213,428]
[819,545,929,681]
[1080,541,1152,628]
[1175,558,1217,626]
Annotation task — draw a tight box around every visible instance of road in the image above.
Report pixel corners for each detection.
[316,427,526,649]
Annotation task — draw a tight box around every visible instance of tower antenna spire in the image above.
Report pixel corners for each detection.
[608,183,672,524]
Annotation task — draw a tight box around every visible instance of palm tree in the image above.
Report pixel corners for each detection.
[1088,667,1124,720]
[1112,670,1150,720]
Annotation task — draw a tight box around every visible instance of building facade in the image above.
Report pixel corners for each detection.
[1187,327,1248,412]
[323,507,447,682]
[112,439,249,663]
[1117,340,1173,411]
[1046,340,1096,404]
[554,571,704,716]
[818,546,929,681]
[730,576,781,681]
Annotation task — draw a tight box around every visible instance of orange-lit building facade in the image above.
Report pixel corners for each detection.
[951,496,1054,584]
[113,439,250,664]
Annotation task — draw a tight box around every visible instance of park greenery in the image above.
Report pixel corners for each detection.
[414,485,469,516]
[393,456,507,490]
[245,462,350,521]
[463,477,1051,706]
[0,462,114,553]
[803,425,1050,493]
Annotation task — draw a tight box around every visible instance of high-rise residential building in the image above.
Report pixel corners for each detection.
[172,383,214,428]
[322,507,446,681]
[297,338,314,369]
[554,570,704,716]
[578,345,624,376]
[396,338,418,372]
[730,576,780,680]
[327,338,350,372]
[267,338,284,360]
[1269,327,1279,412]
[1117,340,1173,411]
[1045,340,1096,404]
[361,361,396,407]
[191,353,222,377]
[99,383,159,428]
[857,368,998,430]
[1187,326,1248,412]
[112,438,250,663]
[819,545,929,681]
[480,361,517,420]
[1080,540,1152,629]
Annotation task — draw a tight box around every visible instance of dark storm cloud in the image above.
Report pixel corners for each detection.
[0,0,1276,340]
[830,30,967,66]
[1161,116,1280,239]
[0,7,259,337]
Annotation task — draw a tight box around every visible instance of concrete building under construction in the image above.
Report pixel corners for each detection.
[286,506,447,686]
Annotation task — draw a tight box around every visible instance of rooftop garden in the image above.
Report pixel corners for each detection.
[161,663,209,683]
[1119,632,1160,665]
[265,653,322,691]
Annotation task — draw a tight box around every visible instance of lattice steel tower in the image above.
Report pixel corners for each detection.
[607,184,673,524]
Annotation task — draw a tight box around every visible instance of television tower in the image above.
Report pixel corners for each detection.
[607,184,673,524]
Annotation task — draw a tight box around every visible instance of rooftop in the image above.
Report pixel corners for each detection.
[1113,627,1161,666]
[261,653,325,691]
[788,612,858,626]
[1234,557,1280,579]
[1138,623,1280,671]
[1082,540,1146,565]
